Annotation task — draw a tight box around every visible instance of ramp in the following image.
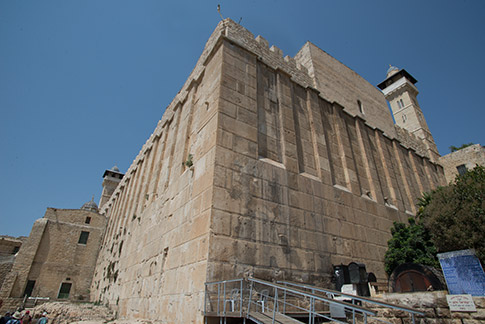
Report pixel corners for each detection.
[249,311,304,324]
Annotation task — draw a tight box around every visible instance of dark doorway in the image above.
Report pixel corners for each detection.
[23,280,35,297]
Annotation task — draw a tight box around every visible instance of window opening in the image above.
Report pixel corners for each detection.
[85,216,91,224]
[456,164,467,176]
[78,231,89,245]
[357,100,364,114]
[58,282,72,299]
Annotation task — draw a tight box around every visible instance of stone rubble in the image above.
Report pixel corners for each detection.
[29,302,115,324]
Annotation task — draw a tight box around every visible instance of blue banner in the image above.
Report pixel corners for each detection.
[438,249,485,296]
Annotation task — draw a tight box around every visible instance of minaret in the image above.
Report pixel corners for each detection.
[378,66,440,161]
[99,165,124,209]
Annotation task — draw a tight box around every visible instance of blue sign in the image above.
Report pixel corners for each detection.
[438,249,485,296]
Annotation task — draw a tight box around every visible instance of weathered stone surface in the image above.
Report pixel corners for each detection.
[29,301,115,324]
[82,18,447,323]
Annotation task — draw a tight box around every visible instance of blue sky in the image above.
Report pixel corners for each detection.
[1,0,484,237]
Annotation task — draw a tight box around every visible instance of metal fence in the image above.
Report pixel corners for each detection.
[204,277,418,324]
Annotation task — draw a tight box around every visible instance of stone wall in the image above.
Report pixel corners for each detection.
[207,30,445,287]
[394,125,429,159]
[0,236,24,289]
[371,291,485,324]
[0,255,16,290]
[0,236,24,255]
[295,42,397,139]
[90,21,225,324]
[439,144,485,183]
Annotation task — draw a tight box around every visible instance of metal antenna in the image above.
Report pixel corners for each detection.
[238,17,242,24]
[217,4,224,21]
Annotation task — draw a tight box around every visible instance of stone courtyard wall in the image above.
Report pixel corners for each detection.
[370,291,485,324]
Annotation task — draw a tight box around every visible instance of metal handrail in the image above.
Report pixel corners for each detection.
[249,277,376,316]
[278,280,425,315]
[204,277,423,324]
[204,278,245,320]
[279,280,424,324]
[246,282,349,324]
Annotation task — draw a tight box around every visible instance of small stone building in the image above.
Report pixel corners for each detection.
[0,200,106,311]
[439,144,485,183]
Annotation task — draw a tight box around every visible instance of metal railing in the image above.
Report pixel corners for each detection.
[204,278,245,320]
[247,278,376,324]
[204,277,382,324]
[278,280,425,324]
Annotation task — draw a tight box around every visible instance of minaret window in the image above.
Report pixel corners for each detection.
[397,99,405,109]
[402,114,407,123]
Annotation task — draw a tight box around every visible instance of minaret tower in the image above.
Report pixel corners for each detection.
[99,165,124,209]
[378,66,440,161]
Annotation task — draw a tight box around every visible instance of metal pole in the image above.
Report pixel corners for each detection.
[217,284,220,315]
[272,287,278,324]
[412,313,415,324]
[283,286,287,314]
[308,297,312,324]
[223,282,226,315]
[311,289,315,324]
[247,280,254,316]
[204,284,208,317]
[240,279,243,317]
[352,298,356,324]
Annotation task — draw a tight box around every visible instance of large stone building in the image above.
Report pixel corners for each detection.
[89,20,446,323]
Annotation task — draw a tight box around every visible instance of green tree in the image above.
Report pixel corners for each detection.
[384,217,439,276]
[418,165,485,263]
[449,142,474,152]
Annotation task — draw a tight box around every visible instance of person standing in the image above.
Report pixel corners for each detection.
[37,313,47,324]
[6,311,21,324]
[20,311,31,324]
[0,312,12,324]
